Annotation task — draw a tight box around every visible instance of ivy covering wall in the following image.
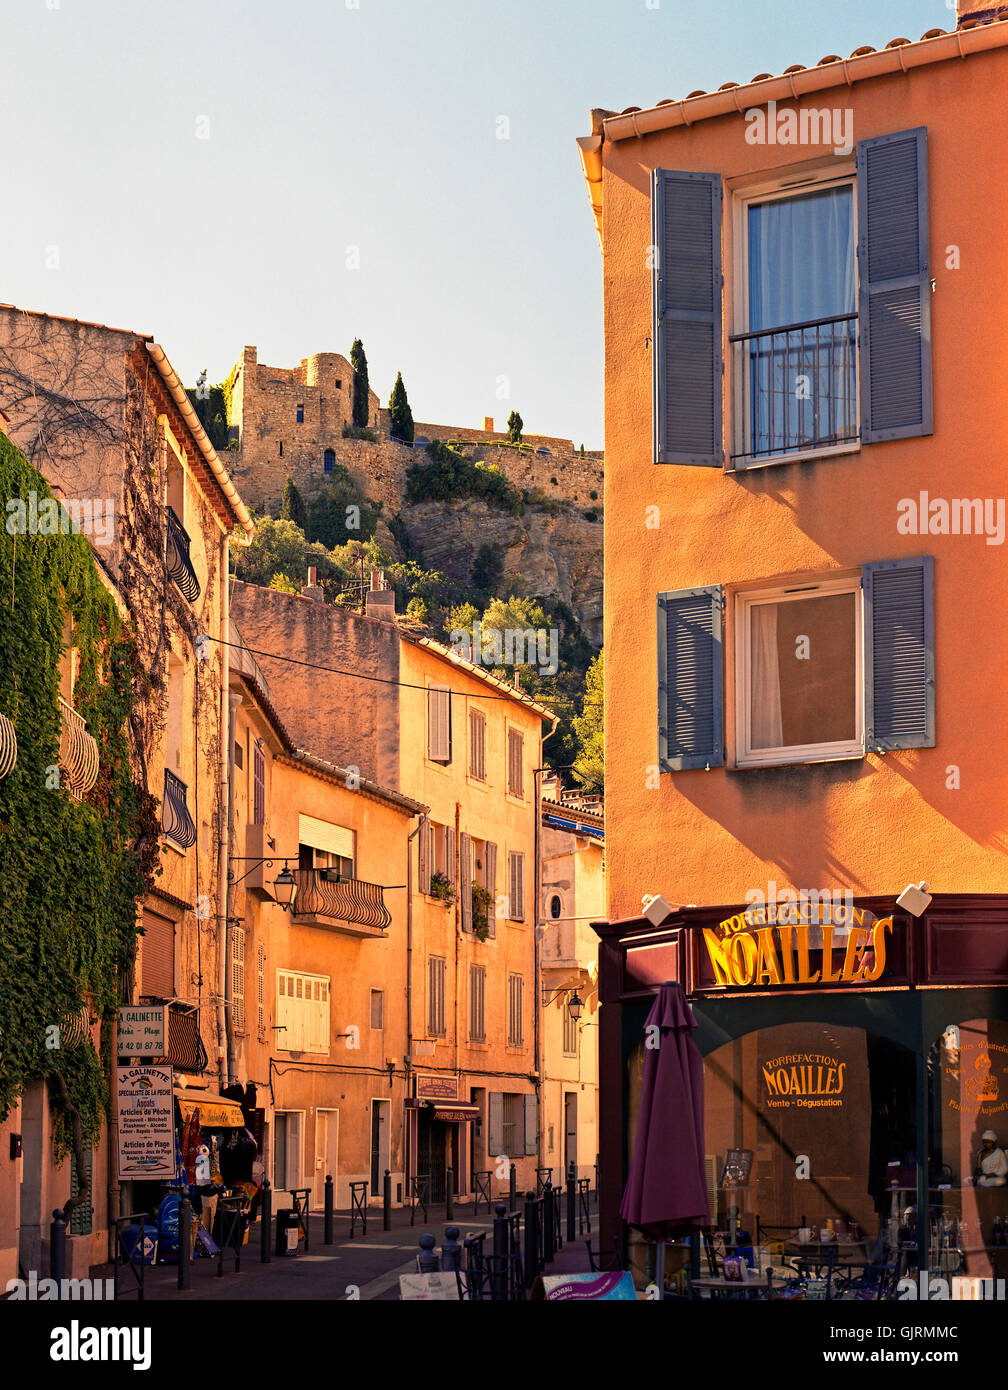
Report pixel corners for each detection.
[0,432,152,1158]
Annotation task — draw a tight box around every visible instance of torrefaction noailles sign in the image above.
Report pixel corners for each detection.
[703,900,894,989]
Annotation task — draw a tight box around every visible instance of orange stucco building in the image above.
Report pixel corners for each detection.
[581,3,1008,1279]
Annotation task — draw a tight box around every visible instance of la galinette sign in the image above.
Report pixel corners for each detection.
[703,901,893,990]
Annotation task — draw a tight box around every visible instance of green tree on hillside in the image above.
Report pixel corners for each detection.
[571,649,604,792]
[351,338,370,428]
[507,410,523,444]
[388,371,415,444]
[280,475,308,533]
[471,541,504,599]
[306,463,381,548]
[187,369,230,450]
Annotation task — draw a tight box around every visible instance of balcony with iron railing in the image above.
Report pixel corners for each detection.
[229,618,270,700]
[730,313,858,468]
[161,767,196,849]
[57,695,100,801]
[165,505,201,602]
[289,868,392,938]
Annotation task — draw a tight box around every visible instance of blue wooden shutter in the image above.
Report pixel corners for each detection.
[653,170,723,466]
[863,557,935,751]
[857,128,932,442]
[657,586,723,771]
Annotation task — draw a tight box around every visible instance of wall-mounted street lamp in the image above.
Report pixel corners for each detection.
[272,864,297,911]
[542,985,585,1020]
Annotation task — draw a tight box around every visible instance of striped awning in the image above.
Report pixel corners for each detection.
[165,1007,208,1073]
[176,1094,246,1128]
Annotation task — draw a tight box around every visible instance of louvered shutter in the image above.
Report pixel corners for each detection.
[857,128,932,442]
[460,832,472,931]
[141,910,175,999]
[488,1093,504,1157]
[231,925,246,1033]
[428,687,451,761]
[523,1094,537,1156]
[863,557,935,751]
[653,169,723,466]
[445,824,456,888]
[485,842,497,938]
[657,586,724,772]
[257,943,266,1038]
[418,815,430,890]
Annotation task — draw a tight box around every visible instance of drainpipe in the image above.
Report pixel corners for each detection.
[405,813,425,1194]
[224,691,242,1086]
[534,715,560,1177]
[454,800,461,1091]
[215,540,230,1090]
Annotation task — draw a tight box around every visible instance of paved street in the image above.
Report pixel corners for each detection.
[90,1198,599,1301]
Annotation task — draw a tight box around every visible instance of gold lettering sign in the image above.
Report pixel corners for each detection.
[761,1052,847,1109]
[703,903,892,990]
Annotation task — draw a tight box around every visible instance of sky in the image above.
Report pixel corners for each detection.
[1,0,952,448]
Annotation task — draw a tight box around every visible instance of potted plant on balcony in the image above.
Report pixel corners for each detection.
[428,871,457,906]
[472,884,494,941]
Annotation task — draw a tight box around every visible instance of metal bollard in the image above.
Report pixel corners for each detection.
[523,1192,539,1289]
[445,1166,454,1221]
[50,1208,66,1297]
[543,1181,555,1263]
[442,1224,461,1272]
[383,1170,391,1231]
[509,1163,517,1212]
[566,1163,576,1242]
[417,1232,439,1273]
[178,1198,192,1290]
[324,1175,334,1245]
[491,1202,509,1301]
[260,1179,272,1264]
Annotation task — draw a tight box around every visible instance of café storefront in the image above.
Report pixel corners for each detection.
[596,893,1008,1287]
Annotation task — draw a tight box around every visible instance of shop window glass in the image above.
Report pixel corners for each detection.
[929,1018,1008,1285]
[626,1020,917,1290]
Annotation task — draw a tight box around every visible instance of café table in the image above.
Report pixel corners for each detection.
[688,1269,784,1300]
[783,1237,870,1280]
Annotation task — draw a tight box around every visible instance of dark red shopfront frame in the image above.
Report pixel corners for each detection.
[593,894,1008,1260]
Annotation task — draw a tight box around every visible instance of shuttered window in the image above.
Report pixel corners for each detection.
[857,128,932,442]
[488,1092,504,1156]
[485,841,497,938]
[508,974,524,1046]
[370,989,384,1030]
[428,956,446,1037]
[653,169,724,466]
[563,1007,579,1058]
[508,851,524,922]
[141,909,175,1000]
[657,587,724,772]
[469,708,486,780]
[427,687,452,762]
[501,1093,520,1156]
[507,728,524,798]
[418,814,431,887]
[460,831,472,932]
[257,943,266,1039]
[69,1145,93,1236]
[231,925,246,1034]
[253,745,266,825]
[470,964,486,1042]
[276,971,329,1054]
[864,557,935,751]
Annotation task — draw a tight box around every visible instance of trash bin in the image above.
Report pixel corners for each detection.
[275,1208,300,1257]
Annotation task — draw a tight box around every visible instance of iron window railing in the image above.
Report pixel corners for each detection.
[57,695,100,800]
[162,767,196,849]
[165,505,201,602]
[289,868,392,933]
[730,313,858,466]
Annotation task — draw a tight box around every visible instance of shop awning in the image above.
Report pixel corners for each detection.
[431,1103,480,1123]
[176,1094,246,1128]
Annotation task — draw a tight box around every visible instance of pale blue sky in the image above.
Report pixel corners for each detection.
[1,0,950,447]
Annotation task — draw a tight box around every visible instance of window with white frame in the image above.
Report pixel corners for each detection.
[276,970,330,1054]
[732,173,857,468]
[736,577,862,768]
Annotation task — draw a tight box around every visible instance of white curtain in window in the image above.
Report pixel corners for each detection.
[750,604,783,750]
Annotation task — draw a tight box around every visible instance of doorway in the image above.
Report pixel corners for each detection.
[564,1092,578,1178]
[315,1109,339,1208]
[370,1099,390,1197]
[416,1108,449,1201]
[273,1111,303,1196]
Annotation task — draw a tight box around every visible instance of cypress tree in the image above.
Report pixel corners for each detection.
[351,338,370,428]
[388,371,415,444]
[507,410,523,444]
[280,475,308,534]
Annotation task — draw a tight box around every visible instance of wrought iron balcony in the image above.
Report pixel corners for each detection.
[57,696,100,800]
[730,313,858,467]
[165,505,201,602]
[162,767,196,849]
[289,868,392,938]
